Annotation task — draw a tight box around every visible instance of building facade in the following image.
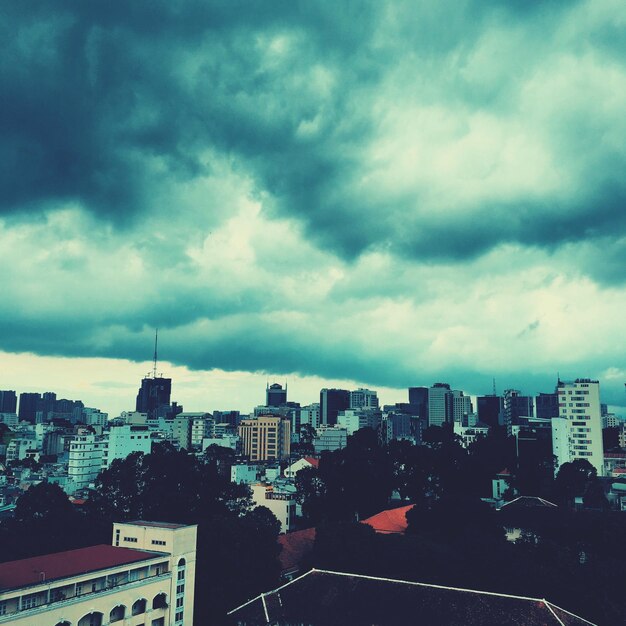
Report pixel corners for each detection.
[0,520,196,626]
[552,379,604,476]
[238,417,291,462]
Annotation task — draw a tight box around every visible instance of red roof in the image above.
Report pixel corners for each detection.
[497,468,512,476]
[278,528,316,573]
[361,505,414,534]
[303,457,319,469]
[0,545,160,590]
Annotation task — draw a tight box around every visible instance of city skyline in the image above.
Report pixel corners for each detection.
[2,2,626,415]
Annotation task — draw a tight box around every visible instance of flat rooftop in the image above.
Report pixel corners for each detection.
[124,520,188,529]
[0,545,162,591]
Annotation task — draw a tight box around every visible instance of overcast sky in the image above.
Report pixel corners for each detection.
[2,1,625,416]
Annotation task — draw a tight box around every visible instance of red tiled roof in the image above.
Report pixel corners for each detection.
[361,505,414,534]
[0,545,160,591]
[278,528,316,573]
[303,457,319,468]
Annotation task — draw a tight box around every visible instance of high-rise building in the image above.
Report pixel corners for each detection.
[503,390,533,433]
[68,434,106,491]
[238,416,291,461]
[408,387,429,420]
[18,392,41,423]
[350,388,379,410]
[552,379,604,476]
[428,383,452,427]
[266,383,287,407]
[476,395,504,429]
[535,392,559,419]
[451,390,472,425]
[136,377,172,419]
[320,389,350,426]
[0,390,17,413]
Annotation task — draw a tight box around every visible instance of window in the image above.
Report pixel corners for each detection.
[0,602,6,616]
[177,569,185,580]
[175,611,184,623]
[124,536,138,543]
[176,583,185,594]
[176,597,184,608]
[151,539,166,546]
[131,599,147,616]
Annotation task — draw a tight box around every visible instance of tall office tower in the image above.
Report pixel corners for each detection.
[266,383,287,407]
[408,387,429,420]
[428,383,452,427]
[552,379,604,476]
[320,388,350,426]
[136,377,172,419]
[36,391,57,422]
[350,388,379,410]
[0,390,17,413]
[238,416,291,461]
[476,395,504,429]
[536,392,559,419]
[451,390,472,425]
[299,403,321,430]
[503,390,533,432]
[18,392,41,423]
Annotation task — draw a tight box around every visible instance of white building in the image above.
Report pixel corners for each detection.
[428,384,451,427]
[313,426,348,453]
[451,390,472,425]
[0,520,196,626]
[251,484,296,533]
[103,425,152,468]
[299,404,321,430]
[68,434,106,491]
[202,435,239,452]
[231,464,259,484]
[5,436,38,463]
[552,379,604,476]
[453,423,489,448]
[602,414,620,429]
[82,408,108,427]
[337,409,381,436]
[349,389,379,410]
[284,457,318,479]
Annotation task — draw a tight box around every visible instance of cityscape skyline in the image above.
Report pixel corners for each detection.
[1,2,626,421]
[1,348,625,419]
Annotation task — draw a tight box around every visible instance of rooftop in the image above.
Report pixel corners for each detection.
[124,520,188,529]
[361,505,413,534]
[0,545,160,591]
[278,527,316,574]
[229,569,597,626]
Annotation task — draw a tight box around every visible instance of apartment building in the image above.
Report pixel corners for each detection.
[0,520,196,626]
[238,417,290,462]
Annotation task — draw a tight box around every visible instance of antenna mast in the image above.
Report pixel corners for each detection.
[152,328,158,378]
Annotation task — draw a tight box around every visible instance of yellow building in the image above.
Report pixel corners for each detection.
[0,521,196,626]
[238,416,290,462]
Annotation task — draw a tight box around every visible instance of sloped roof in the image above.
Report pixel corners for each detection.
[277,527,316,574]
[303,457,319,468]
[0,545,162,591]
[499,496,558,510]
[229,569,597,626]
[360,505,414,534]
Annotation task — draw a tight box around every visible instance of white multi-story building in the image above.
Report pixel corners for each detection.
[299,404,321,430]
[103,425,152,468]
[5,436,38,463]
[337,409,381,436]
[451,390,472,425]
[82,408,108,427]
[313,426,348,453]
[68,434,106,491]
[251,483,296,533]
[552,379,604,476]
[0,520,196,626]
[349,389,379,410]
[602,414,620,429]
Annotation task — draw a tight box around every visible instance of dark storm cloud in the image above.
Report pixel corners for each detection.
[5,0,621,267]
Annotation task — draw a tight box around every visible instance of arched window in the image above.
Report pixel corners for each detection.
[177,558,186,567]
[177,558,186,583]
[77,613,103,626]
[109,605,126,622]
[131,598,147,616]
[153,592,168,609]
[54,622,71,626]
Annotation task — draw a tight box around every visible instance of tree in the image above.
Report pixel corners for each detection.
[553,459,598,508]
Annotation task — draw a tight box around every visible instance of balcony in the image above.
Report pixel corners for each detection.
[0,570,171,623]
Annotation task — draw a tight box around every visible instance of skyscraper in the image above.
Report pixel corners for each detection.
[266,383,287,407]
[320,388,350,426]
[135,377,172,419]
[536,392,559,419]
[476,395,503,429]
[349,388,379,410]
[428,383,452,427]
[408,387,429,420]
[0,390,17,414]
[552,379,604,476]
[18,392,41,423]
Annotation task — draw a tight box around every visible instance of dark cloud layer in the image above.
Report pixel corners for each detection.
[1,1,626,407]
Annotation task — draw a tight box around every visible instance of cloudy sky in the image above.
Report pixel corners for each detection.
[2,0,626,415]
